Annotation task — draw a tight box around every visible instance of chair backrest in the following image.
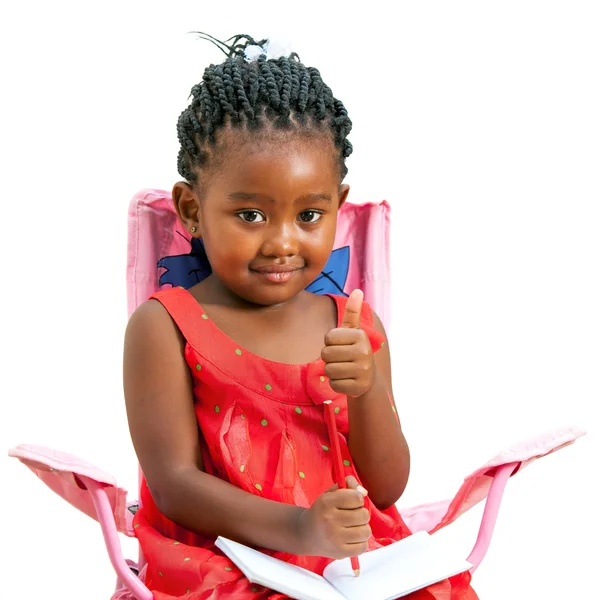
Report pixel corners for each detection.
[126,189,392,329]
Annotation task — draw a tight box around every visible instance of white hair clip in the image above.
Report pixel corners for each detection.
[244,44,265,62]
[244,34,293,62]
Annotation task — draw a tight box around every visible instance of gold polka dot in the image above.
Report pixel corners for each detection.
[255,483,263,491]
[195,363,202,371]
[265,384,272,391]
[201,314,208,320]
[319,376,325,382]
[299,471,305,478]
[295,407,302,414]
[322,445,329,451]
[214,405,220,413]
[184,557,191,562]
[158,571,163,577]
[392,405,397,413]
[334,407,340,414]
[235,349,242,356]
[225,567,232,571]
[241,414,246,420]
[133,523,140,528]
[240,464,245,472]
[343,460,351,467]
[381,340,386,347]
[173,541,180,545]
[260,419,268,426]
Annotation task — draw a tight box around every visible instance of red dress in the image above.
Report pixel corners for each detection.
[133,287,476,599]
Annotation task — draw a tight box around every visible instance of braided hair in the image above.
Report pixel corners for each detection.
[176,33,353,186]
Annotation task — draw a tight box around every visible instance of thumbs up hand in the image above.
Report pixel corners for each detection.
[321,290,375,398]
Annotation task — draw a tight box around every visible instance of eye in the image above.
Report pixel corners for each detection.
[298,210,322,223]
[238,210,265,223]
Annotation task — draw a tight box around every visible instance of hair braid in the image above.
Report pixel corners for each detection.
[258,58,281,114]
[231,60,254,123]
[277,57,292,127]
[177,33,353,183]
[245,67,260,129]
[222,61,241,124]
[289,60,301,106]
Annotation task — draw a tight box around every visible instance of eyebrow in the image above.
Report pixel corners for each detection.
[227,192,332,204]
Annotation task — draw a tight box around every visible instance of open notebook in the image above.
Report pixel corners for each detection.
[215,531,472,600]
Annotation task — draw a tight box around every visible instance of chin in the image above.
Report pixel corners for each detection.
[245,289,301,307]
[235,281,311,307]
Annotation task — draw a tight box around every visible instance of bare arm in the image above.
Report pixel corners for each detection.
[346,312,410,509]
[123,301,306,553]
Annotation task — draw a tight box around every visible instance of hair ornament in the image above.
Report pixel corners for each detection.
[244,34,293,62]
[192,31,295,62]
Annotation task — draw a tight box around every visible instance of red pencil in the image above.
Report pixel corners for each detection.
[324,401,361,577]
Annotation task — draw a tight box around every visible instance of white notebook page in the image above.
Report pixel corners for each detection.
[323,531,472,600]
[216,537,346,600]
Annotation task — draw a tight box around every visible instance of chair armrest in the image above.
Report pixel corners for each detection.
[466,462,516,572]
[78,475,153,600]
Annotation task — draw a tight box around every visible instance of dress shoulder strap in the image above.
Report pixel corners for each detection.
[150,287,207,349]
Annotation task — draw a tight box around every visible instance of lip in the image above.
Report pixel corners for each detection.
[250,264,304,283]
[251,265,303,273]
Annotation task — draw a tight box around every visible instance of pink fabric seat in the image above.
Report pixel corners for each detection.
[8,188,587,599]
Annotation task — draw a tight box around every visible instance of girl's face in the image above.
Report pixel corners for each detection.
[179,133,349,307]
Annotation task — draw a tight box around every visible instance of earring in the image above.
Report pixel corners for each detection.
[190,226,197,234]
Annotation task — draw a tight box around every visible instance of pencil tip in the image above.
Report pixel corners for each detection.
[353,569,360,577]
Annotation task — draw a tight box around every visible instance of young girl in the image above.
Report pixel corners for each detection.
[123,34,475,600]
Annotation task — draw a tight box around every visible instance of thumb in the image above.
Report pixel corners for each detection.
[341,289,364,329]
[345,475,369,497]
[326,477,368,497]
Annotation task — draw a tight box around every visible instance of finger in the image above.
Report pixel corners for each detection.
[345,475,359,489]
[321,344,356,364]
[331,488,365,509]
[324,362,359,381]
[337,507,371,528]
[345,476,368,497]
[336,540,370,559]
[341,289,364,329]
[340,524,372,545]
[324,328,362,347]
[328,378,363,397]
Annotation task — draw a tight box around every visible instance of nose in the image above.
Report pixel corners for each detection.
[259,222,299,258]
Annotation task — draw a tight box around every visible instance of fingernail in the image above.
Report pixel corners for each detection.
[357,485,368,497]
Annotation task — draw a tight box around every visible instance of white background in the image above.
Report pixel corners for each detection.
[2,2,598,599]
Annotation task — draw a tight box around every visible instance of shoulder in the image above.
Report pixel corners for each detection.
[371,310,386,336]
[127,286,192,331]
[125,297,184,353]
[302,290,338,325]
[354,298,388,352]
[127,297,172,329]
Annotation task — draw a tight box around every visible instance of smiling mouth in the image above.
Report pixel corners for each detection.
[250,265,304,284]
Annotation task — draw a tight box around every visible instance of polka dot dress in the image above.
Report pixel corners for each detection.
[131,287,474,600]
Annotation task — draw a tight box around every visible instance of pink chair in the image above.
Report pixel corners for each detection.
[8,189,586,599]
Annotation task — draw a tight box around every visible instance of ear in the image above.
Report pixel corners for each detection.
[338,184,350,209]
[172,181,202,236]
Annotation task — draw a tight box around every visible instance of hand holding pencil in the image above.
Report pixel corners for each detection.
[295,469,370,568]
